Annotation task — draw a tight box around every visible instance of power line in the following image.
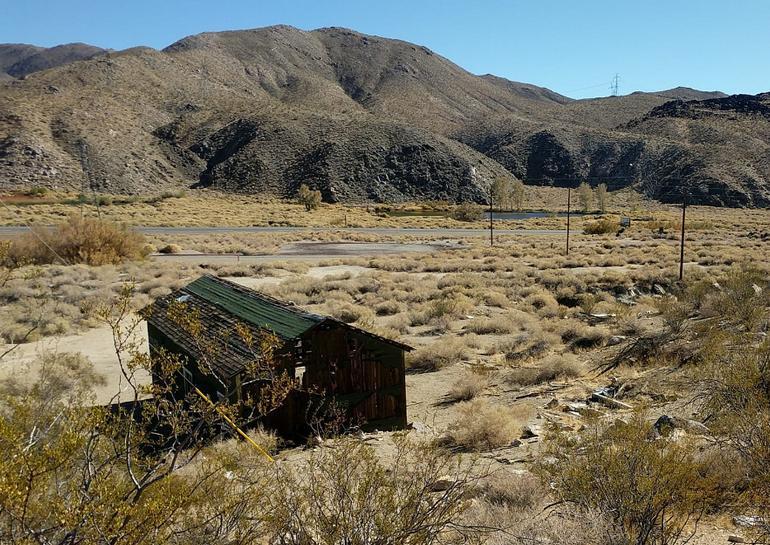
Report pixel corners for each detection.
[610,73,620,96]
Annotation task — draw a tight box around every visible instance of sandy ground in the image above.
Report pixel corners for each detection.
[225,265,373,290]
[150,240,459,265]
[0,324,150,405]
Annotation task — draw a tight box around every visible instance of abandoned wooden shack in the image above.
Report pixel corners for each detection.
[144,275,411,436]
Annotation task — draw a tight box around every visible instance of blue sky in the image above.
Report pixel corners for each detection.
[2,0,768,98]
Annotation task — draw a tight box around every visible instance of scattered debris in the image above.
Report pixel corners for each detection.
[653,415,710,437]
[590,392,633,410]
[544,398,560,410]
[586,312,616,324]
[520,425,541,439]
[733,515,764,528]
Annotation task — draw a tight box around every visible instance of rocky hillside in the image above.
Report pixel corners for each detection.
[0,26,768,206]
[0,43,107,79]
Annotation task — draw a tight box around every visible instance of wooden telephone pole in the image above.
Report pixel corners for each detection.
[489,193,494,246]
[565,186,571,255]
[679,191,687,281]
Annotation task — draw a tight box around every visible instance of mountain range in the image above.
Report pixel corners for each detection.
[1,25,768,206]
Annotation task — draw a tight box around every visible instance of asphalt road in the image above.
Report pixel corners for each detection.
[0,225,565,237]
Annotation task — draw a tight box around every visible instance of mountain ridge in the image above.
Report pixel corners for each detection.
[0,26,768,206]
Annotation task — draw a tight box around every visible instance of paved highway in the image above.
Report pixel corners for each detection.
[0,225,565,237]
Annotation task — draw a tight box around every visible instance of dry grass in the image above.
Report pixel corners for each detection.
[406,338,469,372]
[446,369,488,402]
[444,399,532,451]
[507,353,583,386]
[6,215,149,266]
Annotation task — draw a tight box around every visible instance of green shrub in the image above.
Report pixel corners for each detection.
[451,202,483,222]
[24,186,48,197]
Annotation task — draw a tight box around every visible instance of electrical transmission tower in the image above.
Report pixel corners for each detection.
[610,73,620,96]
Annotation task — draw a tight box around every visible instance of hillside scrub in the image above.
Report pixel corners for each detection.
[6,215,149,266]
[538,415,720,545]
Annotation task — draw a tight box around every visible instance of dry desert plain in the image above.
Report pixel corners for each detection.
[1,191,769,544]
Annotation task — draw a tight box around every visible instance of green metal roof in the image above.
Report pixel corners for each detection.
[185,275,322,339]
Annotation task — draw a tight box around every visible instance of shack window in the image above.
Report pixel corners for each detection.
[181,366,193,394]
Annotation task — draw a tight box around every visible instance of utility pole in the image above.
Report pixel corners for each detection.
[679,190,687,281]
[610,73,620,97]
[489,192,494,246]
[565,186,571,255]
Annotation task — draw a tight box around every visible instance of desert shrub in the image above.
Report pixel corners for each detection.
[482,290,510,308]
[498,330,560,363]
[297,184,322,211]
[157,244,182,254]
[267,437,479,544]
[584,218,620,235]
[407,338,469,372]
[209,426,280,470]
[696,330,770,540]
[385,313,410,334]
[0,351,105,403]
[538,414,720,545]
[374,300,402,316]
[465,314,520,335]
[7,215,148,266]
[477,472,545,511]
[551,319,609,350]
[444,400,530,451]
[409,294,474,326]
[507,353,582,386]
[451,202,483,222]
[446,369,487,402]
[328,303,374,324]
[25,186,48,197]
[523,288,560,318]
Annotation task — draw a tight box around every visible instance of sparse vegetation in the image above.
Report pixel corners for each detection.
[507,353,583,386]
[584,217,620,235]
[445,399,531,451]
[539,415,719,545]
[297,184,322,211]
[451,202,484,222]
[577,182,593,213]
[6,215,149,266]
[446,369,487,401]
